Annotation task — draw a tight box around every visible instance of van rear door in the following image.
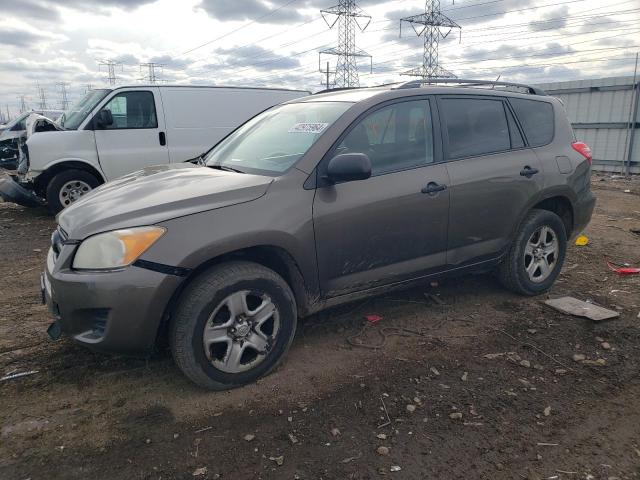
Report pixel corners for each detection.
[93,88,169,180]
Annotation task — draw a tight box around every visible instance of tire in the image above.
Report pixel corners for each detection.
[46,169,100,214]
[170,261,297,390]
[498,209,567,296]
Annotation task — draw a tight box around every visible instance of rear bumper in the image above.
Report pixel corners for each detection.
[43,246,184,355]
[0,171,43,207]
[573,190,596,237]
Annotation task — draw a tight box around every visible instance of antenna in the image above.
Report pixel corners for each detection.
[98,59,123,86]
[57,82,70,110]
[139,63,165,83]
[318,0,372,88]
[400,0,462,79]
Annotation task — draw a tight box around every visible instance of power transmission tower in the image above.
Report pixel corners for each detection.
[400,0,461,79]
[57,82,70,110]
[17,95,27,113]
[86,83,94,93]
[36,83,47,110]
[98,59,123,86]
[5,105,10,122]
[139,63,165,83]
[318,1,372,88]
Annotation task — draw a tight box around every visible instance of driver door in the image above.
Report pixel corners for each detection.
[313,98,450,297]
[93,88,169,180]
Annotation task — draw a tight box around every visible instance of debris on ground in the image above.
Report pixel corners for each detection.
[0,370,38,382]
[449,412,463,420]
[243,434,255,442]
[544,406,552,417]
[330,428,341,437]
[376,446,390,455]
[390,465,402,472]
[406,404,416,413]
[288,433,299,444]
[545,297,620,321]
[575,235,589,246]
[269,455,284,466]
[192,466,207,476]
[365,314,383,323]
[606,259,640,275]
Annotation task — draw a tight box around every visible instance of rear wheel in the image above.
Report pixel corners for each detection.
[498,209,567,296]
[46,169,100,214]
[170,261,297,390]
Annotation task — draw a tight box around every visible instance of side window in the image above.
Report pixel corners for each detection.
[441,98,510,159]
[101,91,158,130]
[338,100,434,176]
[509,98,554,147]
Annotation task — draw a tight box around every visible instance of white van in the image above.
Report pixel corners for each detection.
[0,85,309,213]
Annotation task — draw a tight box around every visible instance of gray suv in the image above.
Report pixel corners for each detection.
[42,79,595,389]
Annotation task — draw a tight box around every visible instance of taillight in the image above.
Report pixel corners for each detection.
[572,141,592,165]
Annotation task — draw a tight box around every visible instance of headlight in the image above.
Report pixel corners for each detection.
[72,226,165,270]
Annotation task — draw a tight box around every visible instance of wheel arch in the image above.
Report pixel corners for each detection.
[34,160,106,197]
[155,244,315,349]
[514,187,577,240]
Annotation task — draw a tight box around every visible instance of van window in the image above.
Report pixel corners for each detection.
[102,91,157,129]
[337,100,434,175]
[509,98,554,147]
[441,98,510,159]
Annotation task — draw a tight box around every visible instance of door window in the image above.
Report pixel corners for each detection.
[441,98,511,159]
[337,100,434,175]
[101,91,158,129]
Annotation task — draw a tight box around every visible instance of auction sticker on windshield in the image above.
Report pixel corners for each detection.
[288,123,328,134]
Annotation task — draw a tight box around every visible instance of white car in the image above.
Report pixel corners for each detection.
[0,85,309,213]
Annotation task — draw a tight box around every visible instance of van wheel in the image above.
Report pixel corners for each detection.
[170,261,297,390]
[46,169,100,214]
[498,209,567,296]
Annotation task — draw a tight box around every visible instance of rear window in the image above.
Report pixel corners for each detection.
[509,98,554,147]
[441,98,511,159]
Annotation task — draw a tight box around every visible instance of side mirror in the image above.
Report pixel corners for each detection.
[95,109,113,128]
[326,153,372,184]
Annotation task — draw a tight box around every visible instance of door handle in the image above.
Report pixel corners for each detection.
[159,131,166,146]
[421,182,447,195]
[520,166,539,178]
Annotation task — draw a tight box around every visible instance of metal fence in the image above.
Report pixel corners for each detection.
[534,76,639,174]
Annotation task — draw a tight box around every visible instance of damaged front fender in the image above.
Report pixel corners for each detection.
[0,171,44,207]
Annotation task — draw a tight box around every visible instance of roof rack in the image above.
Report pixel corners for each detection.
[393,78,547,96]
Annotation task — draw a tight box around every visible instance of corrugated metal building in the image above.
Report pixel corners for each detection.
[534,76,639,174]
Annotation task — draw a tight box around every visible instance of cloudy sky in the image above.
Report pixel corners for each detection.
[0,0,638,116]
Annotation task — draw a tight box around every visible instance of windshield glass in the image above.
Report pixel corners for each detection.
[59,89,110,130]
[205,101,352,175]
[3,112,30,130]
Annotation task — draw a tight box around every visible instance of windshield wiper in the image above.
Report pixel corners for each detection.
[208,164,245,174]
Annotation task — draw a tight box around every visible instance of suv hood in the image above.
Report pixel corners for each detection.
[58,163,273,239]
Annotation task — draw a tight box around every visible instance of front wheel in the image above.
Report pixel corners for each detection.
[46,169,100,214]
[170,261,297,390]
[498,209,567,296]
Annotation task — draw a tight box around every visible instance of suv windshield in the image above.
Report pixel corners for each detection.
[205,101,352,175]
[59,89,111,130]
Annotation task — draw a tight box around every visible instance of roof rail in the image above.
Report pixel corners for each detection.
[393,78,547,96]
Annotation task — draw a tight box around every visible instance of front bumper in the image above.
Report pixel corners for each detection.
[42,244,184,355]
[0,171,44,207]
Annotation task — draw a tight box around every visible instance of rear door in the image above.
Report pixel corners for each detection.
[313,97,450,297]
[93,88,169,180]
[438,95,544,267]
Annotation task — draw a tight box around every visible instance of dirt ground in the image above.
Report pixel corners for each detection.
[1,173,639,480]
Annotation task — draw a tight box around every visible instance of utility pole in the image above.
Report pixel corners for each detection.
[318,0,372,88]
[98,59,123,86]
[57,82,70,110]
[320,61,334,90]
[36,83,47,110]
[400,0,462,79]
[17,95,27,113]
[139,63,164,83]
[5,104,10,122]
[86,83,94,93]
